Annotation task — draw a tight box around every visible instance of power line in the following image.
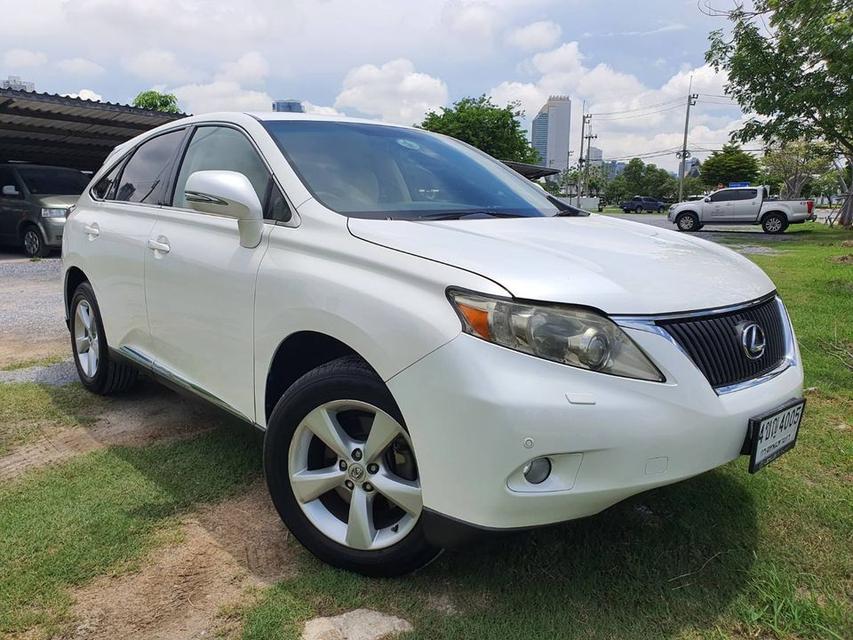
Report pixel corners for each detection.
[589,98,683,117]
[594,103,686,121]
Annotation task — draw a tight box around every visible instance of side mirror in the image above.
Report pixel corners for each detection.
[184,170,263,248]
[704,197,711,202]
[2,184,20,197]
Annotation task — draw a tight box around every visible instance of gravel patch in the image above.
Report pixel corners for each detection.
[0,358,76,385]
[728,245,785,256]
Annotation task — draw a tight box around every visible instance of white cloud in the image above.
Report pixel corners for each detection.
[61,89,103,102]
[2,48,47,68]
[302,101,345,116]
[171,80,272,114]
[441,1,502,43]
[124,49,195,84]
[489,40,738,170]
[57,57,105,76]
[215,51,269,87]
[334,58,448,125]
[506,20,561,51]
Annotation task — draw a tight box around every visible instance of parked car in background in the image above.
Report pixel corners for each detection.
[620,195,666,213]
[668,186,815,233]
[0,163,89,256]
[64,113,804,576]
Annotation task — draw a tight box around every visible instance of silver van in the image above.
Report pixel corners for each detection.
[0,163,88,257]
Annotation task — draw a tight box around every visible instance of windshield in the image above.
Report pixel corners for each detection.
[16,167,90,196]
[263,120,562,219]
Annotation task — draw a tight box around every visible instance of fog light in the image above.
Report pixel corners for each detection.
[522,457,551,484]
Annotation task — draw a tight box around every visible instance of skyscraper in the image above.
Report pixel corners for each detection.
[530,96,572,171]
[272,99,305,113]
[588,146,603,165]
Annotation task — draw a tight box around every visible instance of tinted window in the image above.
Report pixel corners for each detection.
[115,129,185,204]
[16,167,89,195]
[91,161,123,200]
[732,189,757,200]
[173,126,285,221]
[709,190,734,202]
[264,121,560,219]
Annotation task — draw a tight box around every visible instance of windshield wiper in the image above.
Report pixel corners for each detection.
[411,210,525,221]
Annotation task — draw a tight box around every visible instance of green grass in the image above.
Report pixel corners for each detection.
[0,426,261,635]
[0,225,849,640]
[0,382,104,456]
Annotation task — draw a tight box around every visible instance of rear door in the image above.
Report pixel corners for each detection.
[729,188,759,221]
[144,124,290,422]
[71,128,187,356]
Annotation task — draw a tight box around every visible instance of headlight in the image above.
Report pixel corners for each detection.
[41,208,68,218]
[448,289,664,382]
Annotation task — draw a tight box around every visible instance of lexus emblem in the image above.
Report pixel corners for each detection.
[740,322,766,360]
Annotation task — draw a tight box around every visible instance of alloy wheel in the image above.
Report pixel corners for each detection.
[73,300,99,377]
[288,400,422,551]
[23,229,41,257]
[765,217,782,232]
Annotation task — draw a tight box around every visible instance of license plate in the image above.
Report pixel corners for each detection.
[748,399,805,473]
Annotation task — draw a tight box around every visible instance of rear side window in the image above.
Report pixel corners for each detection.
[733,189,757,200]
[172,126,290,221]
[115,129,185,204]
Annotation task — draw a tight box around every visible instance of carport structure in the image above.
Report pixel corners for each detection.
[0,89,185,172]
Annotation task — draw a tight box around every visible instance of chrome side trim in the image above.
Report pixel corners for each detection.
[116,346,258,426]
[614,296,797,396]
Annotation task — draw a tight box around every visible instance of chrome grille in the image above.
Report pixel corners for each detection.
[657,296,787,389]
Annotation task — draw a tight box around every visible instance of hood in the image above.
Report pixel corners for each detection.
[348,214,775,315]
[33,195,80,209]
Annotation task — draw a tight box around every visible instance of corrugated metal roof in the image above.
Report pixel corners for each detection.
[0,89,186,171]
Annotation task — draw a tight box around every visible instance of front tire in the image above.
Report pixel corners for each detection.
[22,225,49,258]
[676,212,700,232]
[635,206,644,214]
[70,282,138,394]
[761,213,788,234]
[264,356,440,576]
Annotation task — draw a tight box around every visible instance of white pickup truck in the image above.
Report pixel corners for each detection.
[668,186,815,234]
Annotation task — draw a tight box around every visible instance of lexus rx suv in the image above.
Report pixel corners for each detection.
[63,113,805,576]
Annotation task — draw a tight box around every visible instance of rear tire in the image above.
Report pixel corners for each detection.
[70,282,138,395]
[264,355,440,576]
[761,213,788,234]
[22,225,49,258]
[676,212,700,232]
[635,206,644,214]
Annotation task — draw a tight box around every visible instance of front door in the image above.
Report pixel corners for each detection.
[0,167,28,245]
[706,190,734,219]
[144,125,284,422]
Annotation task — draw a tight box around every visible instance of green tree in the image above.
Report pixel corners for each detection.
[700,144,759,187]
[132,90,180,114]
[761,140,835,198]
[421,95,540,164]
[706,0,852,225]
[617,158,677,201]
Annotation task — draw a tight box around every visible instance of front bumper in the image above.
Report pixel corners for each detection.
[41,218,66,246]
[388,330,803,531]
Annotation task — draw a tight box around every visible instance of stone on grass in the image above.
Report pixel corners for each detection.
[302,609,412,640]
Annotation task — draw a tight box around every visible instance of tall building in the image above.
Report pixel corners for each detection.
[530,96,572,172]
[605,160,626,179]
[272,99,305,113]
[2,75,35,92]
[588,146,603,165]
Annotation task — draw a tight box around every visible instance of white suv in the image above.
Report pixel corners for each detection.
[63,113,805,576]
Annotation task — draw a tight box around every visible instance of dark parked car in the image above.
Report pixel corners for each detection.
[620,195,666,213]
[0,163,88,257]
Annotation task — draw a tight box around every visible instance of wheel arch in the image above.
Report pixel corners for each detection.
[64,266,89,320]
[263,330,380,423]
[675,209,698,219]
[760,209,788,222]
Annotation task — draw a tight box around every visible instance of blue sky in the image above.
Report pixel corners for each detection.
[0,0,744,170]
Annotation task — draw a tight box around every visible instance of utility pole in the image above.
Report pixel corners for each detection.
[562,150,574,196]
[583,130,597,203]
[577,110,590,206]
[677,77,699,203]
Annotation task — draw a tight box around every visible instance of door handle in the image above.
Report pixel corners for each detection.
[147,238,171,254]
[83,223,99,238]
